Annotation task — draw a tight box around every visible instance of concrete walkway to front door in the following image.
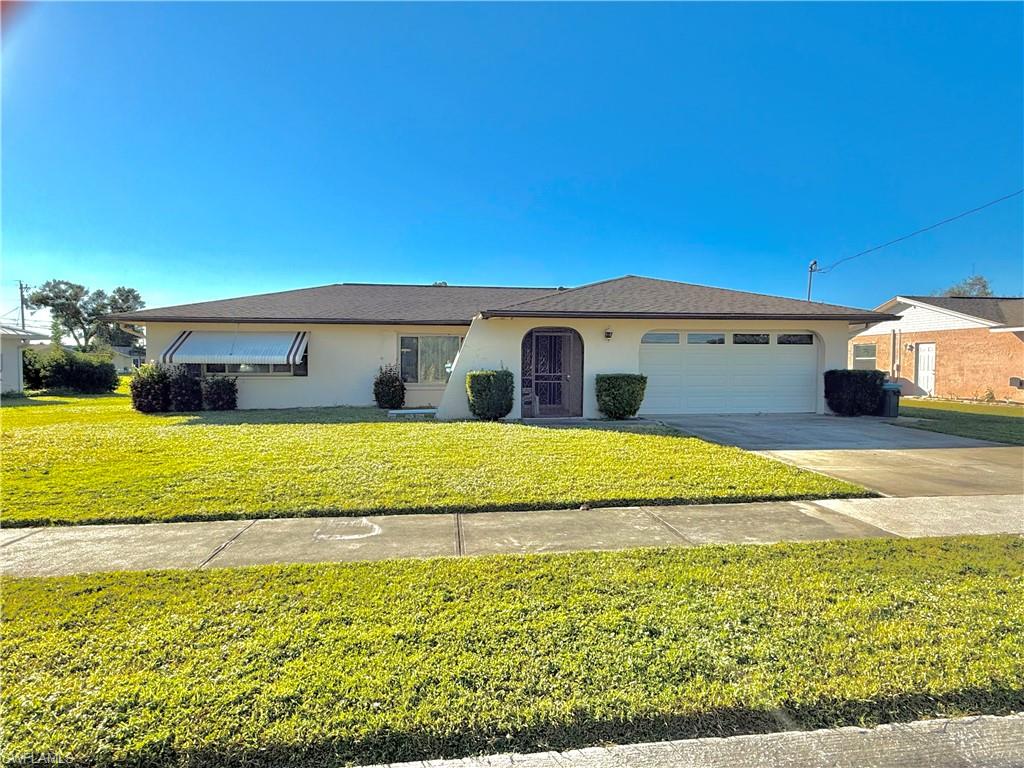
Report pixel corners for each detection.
[3,494,1022,577]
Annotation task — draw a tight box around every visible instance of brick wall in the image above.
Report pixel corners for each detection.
[849,328,1024,402]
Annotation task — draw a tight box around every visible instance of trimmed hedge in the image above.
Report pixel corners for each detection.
[27,349,119,394]
[130,363,171,413]
[131,364,238,412]
[466,369,514,420]
[373,364,405,409]
[202,376,238,411]
[596,374,647,419]
[168,365,204,412]
[824,369,886,416]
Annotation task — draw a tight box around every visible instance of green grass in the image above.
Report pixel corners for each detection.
[900,398,1024,445]
[1,392,868,527]
[3,536,1022,766]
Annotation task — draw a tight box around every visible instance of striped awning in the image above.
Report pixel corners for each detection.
[161,331,308,365]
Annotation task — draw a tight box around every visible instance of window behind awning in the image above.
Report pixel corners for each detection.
[160,331,308,365]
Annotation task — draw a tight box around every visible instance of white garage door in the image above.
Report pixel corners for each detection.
[638,331,818,414]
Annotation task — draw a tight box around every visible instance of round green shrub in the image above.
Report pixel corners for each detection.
[168,365,204,412]
[595,373,648,419]
[130,363,171,413]
[373,364,406,409]
[824,369,885,416]
[202,376,238,411]
[466,369,514,421]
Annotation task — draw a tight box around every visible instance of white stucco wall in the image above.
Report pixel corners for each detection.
[144,322,466,409]
[1,337,25,393]
[437,317,853,419]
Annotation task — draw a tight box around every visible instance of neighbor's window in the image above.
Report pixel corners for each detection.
[733,333,769,345]
[200,350,308,377]
[400,336,461,384]
[687,333,725,345]
[852,343,877,370]
[641,332,680,344]
[778,333,814,345]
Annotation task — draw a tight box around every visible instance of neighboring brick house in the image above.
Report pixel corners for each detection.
[849,296,1024,402]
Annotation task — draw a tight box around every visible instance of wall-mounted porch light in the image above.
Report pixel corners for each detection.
[604,327,614,340]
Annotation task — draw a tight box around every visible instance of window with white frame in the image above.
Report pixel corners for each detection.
[778,333,814,345]
[733,333,769,345]
[641,332,680,344]
[189,351,309,377]
[852,343,877,370]
[687,332,725,345]
[400,335,461,384]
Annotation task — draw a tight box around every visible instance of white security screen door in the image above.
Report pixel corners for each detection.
[916,343,936,396]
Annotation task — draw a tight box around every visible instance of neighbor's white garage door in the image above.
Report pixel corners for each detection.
[638,331,817,414]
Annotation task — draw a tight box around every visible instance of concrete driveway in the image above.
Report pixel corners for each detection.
[656,414,1024,497]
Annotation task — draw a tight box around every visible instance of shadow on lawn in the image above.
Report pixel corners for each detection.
[2,391,130,407]
[24,685,1024,767]
[159,406,392,426]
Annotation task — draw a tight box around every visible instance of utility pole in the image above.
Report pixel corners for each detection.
[806,260,818,302]
[17,280,27,330]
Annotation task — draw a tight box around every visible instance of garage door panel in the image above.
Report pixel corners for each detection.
[639,333,817,415]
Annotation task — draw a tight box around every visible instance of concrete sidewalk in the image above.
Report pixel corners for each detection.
[3,494,1021,577]
[369,714,1024,768]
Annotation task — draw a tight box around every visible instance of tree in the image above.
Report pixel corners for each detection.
[97,287,145,348]
[936,274,993,297]
[26,280,145,351]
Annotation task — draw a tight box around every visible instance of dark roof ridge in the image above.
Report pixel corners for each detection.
[490,273,871,314]
[341,281,556,290]
[486,275,625,311]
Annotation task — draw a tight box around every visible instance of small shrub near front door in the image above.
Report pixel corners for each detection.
[466,369,514,420]
[596,374,648,419]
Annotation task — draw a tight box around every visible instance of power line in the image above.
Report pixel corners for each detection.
[807,188,1024,299]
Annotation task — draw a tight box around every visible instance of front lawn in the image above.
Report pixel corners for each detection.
[1,393,868,527]
[900,398,1024,445]
[3,536,1022,766]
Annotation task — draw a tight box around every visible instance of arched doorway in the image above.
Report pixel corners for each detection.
[521,327,584,418]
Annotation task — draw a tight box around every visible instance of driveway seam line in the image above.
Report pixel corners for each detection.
[642,508,696,546]
[0,529,42,548]
[804,500,908,539]
[199,520,258,569]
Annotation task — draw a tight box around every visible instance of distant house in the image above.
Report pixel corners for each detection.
[849,296,1024,402]
[110,275,893,417]
[109,345,145,373]
[0,326,48,393]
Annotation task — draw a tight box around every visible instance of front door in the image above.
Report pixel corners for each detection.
[916,342,936,396]
[522,329,584,417]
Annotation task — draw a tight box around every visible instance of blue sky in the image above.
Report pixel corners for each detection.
[2,2,1021,330]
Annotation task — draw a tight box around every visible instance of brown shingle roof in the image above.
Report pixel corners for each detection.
[901,296,1024,328]
[111,275,893,325]
[110,283,559,326]
[482,276,894,322]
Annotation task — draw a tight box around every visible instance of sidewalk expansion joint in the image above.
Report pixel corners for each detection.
[643,508,696,546]
[199,520,257,569]
[454,512,465,556]
[0,529,43,548]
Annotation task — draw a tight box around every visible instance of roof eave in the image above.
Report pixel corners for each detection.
[107,315,473,326]
[479,310,897,322]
